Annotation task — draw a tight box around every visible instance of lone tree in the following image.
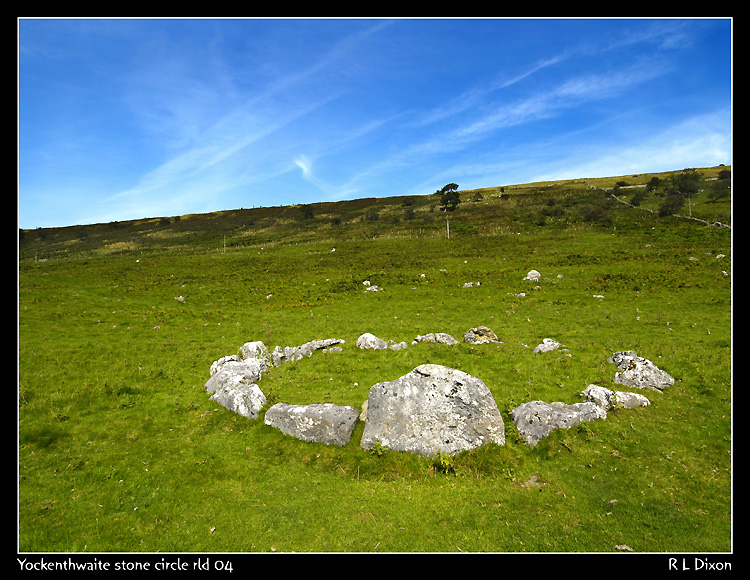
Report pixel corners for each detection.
[669,168,702,197]
[646,176,662,192]
[657,169,702,217]
[437,183,461,212]
[658,192,686,217]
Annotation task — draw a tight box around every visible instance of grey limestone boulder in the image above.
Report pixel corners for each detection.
[209,381,266,419]
[271,338,345,366]
[533,338,564,353]
[463,326,499,344]
[264,403,360,446]
[523,269,541,282]
[272,344,309,366]
[356,333,388,350]
[204,358,267,395]
[608,351,674,391]
[360,364,505,457]
[239,340,270,363]
[413,332,459,345]
[511,400,607,447]
[205,343,271,418]
[581,384,650,410]
[356,333,410,351]
[209,354,239,377]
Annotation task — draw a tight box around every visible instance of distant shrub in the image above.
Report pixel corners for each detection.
[450,221,478,235]
[630,189,648,206]
[329,275,364,294]
[579,203,612,227]
[562,252,602,265]
[708,175,731,202]
[658,193,686,217]
[647,177,662,191]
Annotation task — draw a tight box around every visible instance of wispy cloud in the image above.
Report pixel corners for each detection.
[416,53,569,128]
[293,154,333,195]
[454,60,667,141]
[347,57,667,189]
[526,107,732,182]
[606,18,702,52]
[412,21,682,136]
[100,22,397,218]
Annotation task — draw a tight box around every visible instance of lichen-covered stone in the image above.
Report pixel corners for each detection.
[271,338,345,366]
[210,382,266,419]
[360,364,505,457]
[608,351,674,391]
[264,403,359,446]
[533,338,563,353]
[204,358,267,394]
[239,340,270,363]
[413,332,459,345]
[581,384,650,410]
[511,400,606,446]
[463,326,499,344]
[356,333,388,350]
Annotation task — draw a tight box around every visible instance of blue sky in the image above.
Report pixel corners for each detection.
[18,17,732,229]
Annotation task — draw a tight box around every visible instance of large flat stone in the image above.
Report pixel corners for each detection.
[511,400,606,446]
[264,403,359,446]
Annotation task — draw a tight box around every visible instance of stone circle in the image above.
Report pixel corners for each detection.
[203,334,675,454]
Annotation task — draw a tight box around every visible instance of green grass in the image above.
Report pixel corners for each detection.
[18,167,731,553]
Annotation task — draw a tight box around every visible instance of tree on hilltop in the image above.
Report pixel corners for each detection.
[437,183,461,212]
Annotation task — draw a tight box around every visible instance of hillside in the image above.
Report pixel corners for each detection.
[18,163,732,553]
[18,165,731,262]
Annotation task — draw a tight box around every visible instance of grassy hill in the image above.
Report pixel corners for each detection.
[19,165,731,261]
[18,165,732,556]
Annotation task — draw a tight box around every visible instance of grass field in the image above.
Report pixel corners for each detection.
[18,167,732,555]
